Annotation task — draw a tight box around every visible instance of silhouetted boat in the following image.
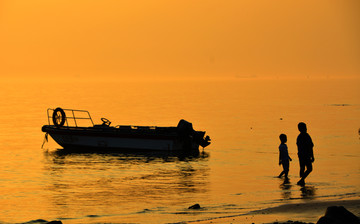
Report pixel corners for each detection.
[42,108,211,152]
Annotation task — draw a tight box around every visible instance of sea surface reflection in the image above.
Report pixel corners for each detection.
[41,149,210,222]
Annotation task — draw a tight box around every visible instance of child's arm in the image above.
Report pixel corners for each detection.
[310,147,315,162]
[309,134,315,162]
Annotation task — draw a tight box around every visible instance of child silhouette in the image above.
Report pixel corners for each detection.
[278,134,292,180]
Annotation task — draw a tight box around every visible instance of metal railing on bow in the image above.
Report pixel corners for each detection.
[46,108,94,127]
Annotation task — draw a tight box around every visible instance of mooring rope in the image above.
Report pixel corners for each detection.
[41,133,48,149]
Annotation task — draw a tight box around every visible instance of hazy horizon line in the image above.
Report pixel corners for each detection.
[1,74,359,83]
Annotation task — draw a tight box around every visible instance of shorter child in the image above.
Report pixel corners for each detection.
[278,134,292,179]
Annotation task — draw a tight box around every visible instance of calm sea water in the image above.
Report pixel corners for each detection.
[0,77,359,223]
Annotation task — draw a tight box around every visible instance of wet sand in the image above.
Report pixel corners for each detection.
[188,199,360,224]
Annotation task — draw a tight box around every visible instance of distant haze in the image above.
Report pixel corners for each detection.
[1,0,359,79]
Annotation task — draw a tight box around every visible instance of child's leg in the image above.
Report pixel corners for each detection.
[299,159,305,178]
[278,171,285,177]
[297,159,310,185]
[301,161,313,180]
[283,161,289,178]
[284,170,289,178]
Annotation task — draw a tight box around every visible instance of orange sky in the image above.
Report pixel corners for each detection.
[0,0,359,79]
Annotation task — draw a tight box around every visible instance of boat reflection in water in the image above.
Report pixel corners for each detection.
[42,148,210,222]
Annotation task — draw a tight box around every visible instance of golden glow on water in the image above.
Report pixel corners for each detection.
[0,77,359,223]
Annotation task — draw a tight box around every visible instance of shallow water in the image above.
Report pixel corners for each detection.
[0,77,359,223]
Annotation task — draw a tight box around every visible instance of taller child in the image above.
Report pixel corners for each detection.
[296,122,314,186]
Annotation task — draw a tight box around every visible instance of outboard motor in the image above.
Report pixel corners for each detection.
[177,119,195,137]
[177,119,211,149]
[200,135,211,148]
[177,119,195,150]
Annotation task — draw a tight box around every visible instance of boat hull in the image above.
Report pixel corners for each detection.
[42,125,202,151]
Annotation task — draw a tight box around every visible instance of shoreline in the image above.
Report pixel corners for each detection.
[186,199,360,224]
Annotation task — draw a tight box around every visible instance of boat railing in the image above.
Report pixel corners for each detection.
[47,108,94,127]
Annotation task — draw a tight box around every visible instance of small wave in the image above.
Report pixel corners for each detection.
[136,208,152,214]
[85,214,101,218]
[327,104,352,106]
[135,207,165,214]
[16,220,62,224]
